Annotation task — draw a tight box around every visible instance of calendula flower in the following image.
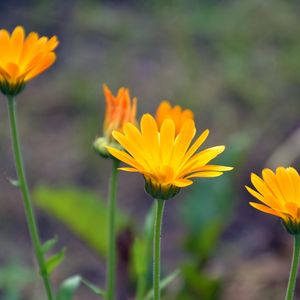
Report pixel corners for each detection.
[107,114,232,200]
[94,84,137,158]
[156,100,194,134]
[0,26,58,96]
[246,167,300,234]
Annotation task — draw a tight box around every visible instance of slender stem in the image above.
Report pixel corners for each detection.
[106,159,119,300]
[6,96,53,300]
[285,234,300,300]
[153,199,165,300]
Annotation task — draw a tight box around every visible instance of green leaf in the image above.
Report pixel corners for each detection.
[133,238,147,276]
[42,236,58,254]
[134,205,156,300]
[143,270,180,300]
[33,185,129,256]
[56,275,81,300]
[46,248,65,274]
[81,279,106,296]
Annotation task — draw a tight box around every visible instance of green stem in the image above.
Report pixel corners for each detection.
[106,159,119,300]
[6,96,53,300]
[153,199,165,300]
[285,234,300,300]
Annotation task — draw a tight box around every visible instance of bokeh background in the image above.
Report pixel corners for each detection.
[0,0,300,299]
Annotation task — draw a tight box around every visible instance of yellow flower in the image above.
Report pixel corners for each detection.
[107,114,232,200]
[155,100,194,134]
[94,84,137,158]
[246,167,300,234]
[0,26,58,96]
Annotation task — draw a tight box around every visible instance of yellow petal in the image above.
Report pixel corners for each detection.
[249,202,283,218]
[159,119,175,165]
[140,114,159,166]
[25,52,56,81]
[106,146,144,171]
[171,119,195,169]
[173,178,193,187]
[178,146,225,177]
[186,171,223,179]
[245,185,282,210]
[118,167,139,172]
[112,130,150,170]
[262,168,285,204]
[10,26,25,63]
[251,173,276,200]
[276,167,294,203]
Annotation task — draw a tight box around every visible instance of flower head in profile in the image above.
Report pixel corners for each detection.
[246,167,300,234]
[94,84,137,158]
[0,26,58,96]
[107,114,232,200]
[155,100,194,134]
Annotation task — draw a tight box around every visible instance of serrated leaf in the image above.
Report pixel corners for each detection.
[33,185,129,256]
[46,248,65,274]
[56,275,81,300]
[42,236,58,254]
[81,279,106,296]
[143,270,180,300]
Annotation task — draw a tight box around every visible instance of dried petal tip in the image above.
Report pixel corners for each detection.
[144,177,181,200]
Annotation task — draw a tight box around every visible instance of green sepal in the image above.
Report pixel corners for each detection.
[282,218,300,235]
[1,79,26,96]
[144,178,181,200]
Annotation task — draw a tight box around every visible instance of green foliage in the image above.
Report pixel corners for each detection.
[182,174,234,261]
[56,276,81,300]
[143,270,180,300]
[0,259,34,300]
[33,185,129,256]
[176,264,220,300]
[133,204,155,300]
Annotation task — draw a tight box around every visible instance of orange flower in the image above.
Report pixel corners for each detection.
[94,84,137,158]
[246,167,300,234]
[155,100,194,134]
[103,84,137,140]
[0,26,58,96]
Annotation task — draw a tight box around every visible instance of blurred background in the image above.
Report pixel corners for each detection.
[0,0,300,299]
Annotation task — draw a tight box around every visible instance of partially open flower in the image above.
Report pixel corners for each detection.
[155,100,194,135]
[94,84,137,158]
[0,26,58,96]
[107,114,232,200]
[246,167,300,234]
